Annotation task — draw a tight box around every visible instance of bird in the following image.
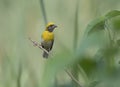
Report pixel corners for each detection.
[41,22,57,58]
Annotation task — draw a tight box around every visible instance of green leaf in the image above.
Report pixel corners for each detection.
[117,39,120,46]
[112,17,120,30]
[84,16,105,36]
[79,58,97,76]
[105,10,120,19]
[84,10,120,36]
[77,30,108,57]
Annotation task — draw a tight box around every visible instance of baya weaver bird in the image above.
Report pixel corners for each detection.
[41,22,57,58]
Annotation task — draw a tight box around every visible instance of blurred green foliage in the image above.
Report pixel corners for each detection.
[0,0,120,87]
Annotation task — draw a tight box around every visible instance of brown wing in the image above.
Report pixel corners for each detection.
[50,40,54,51]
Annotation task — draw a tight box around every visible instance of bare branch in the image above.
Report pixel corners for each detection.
[28,37,49,54]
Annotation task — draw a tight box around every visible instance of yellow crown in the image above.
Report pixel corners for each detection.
[46,22,54,28]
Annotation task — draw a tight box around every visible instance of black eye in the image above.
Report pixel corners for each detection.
[48,25,53,29]
[51,25,54,28]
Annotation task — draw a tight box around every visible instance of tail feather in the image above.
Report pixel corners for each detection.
[43,51,49,58]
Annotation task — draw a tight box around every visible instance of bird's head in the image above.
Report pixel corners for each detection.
[46,22,57,32]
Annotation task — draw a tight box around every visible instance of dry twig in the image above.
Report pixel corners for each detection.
[28,37,49,54]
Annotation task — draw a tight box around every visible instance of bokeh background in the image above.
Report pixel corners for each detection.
[0,0,120,87]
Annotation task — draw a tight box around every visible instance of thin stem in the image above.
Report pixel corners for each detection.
[65,69,83,87]
[73,0,79,51]
[17,62,22,87]
[72,0,80,87]
[40,0,48,25]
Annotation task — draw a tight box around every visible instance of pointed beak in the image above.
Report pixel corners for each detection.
[53,25,57,28]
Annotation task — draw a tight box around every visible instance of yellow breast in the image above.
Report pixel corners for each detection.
[42,31,54,41]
